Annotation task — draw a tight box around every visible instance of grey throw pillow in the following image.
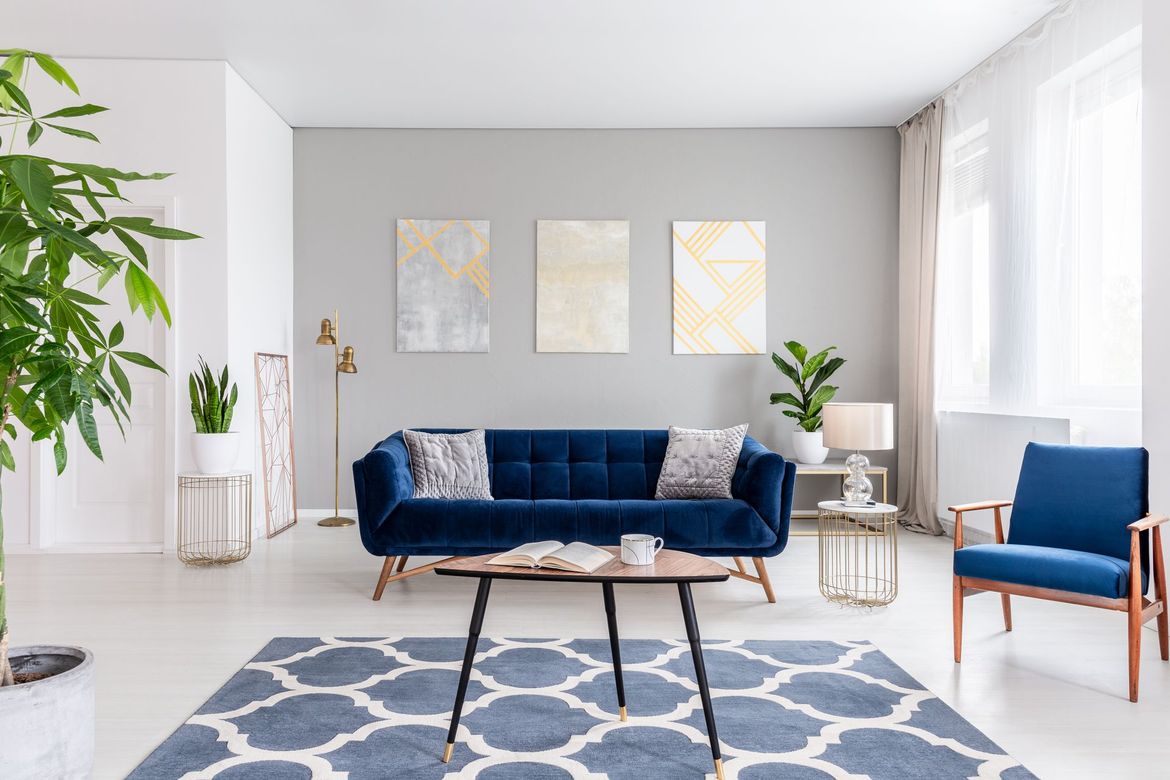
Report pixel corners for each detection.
[403,429,493,500]
[654,424,748,499]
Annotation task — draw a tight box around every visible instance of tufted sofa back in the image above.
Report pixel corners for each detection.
[419,428,744,501]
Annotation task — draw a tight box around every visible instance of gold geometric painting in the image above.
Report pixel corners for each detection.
[255,352,298,538]
[672,220,766,354]
[396,219,490,352]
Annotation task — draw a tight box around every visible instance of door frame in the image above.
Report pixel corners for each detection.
[29,199,180,553]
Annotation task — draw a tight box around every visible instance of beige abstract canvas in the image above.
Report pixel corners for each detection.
[536,220,630,353]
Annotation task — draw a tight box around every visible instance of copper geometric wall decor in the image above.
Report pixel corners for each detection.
[255,352,299,538]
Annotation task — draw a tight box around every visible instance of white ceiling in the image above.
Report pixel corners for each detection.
[12,0,1061,128]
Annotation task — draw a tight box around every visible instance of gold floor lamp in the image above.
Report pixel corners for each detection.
[315,310,358,527]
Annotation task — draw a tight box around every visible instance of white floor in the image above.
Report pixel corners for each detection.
[8,521,1170,779]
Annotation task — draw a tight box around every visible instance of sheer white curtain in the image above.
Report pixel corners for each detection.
[936,0,1143,444]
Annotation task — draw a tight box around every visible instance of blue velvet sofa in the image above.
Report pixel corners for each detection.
[354,428,796,601]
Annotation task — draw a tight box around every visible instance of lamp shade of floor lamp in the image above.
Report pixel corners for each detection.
[822,402,894,506]
[316,310,358,527]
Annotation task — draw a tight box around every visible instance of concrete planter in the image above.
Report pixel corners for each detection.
[0,646,95,780]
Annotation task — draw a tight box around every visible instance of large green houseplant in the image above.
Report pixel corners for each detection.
[0,50,196,693]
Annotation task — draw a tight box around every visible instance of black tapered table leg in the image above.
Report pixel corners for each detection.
[678,582,723,780]
[443,576,492,763]
[602,582,628,721]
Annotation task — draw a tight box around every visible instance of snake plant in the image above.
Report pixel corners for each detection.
[189,357,238,434]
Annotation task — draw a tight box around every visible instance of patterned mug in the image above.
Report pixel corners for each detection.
[620,533,665,565]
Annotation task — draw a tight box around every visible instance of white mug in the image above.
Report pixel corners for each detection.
[621,534,664,565]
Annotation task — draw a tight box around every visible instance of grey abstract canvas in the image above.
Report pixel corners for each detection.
[396,219,490,352]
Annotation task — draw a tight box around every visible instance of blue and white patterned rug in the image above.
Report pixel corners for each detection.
[129,637,1034,779]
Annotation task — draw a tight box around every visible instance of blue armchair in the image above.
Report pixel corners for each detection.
[951,442,1168,702]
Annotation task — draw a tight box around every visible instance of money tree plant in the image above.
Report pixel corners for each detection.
[0,50,197,684]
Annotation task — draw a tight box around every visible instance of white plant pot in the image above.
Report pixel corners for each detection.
[0,646,95,780]
[792,429,829,465]
[191,432,240,474]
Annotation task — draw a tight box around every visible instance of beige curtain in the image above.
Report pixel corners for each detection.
[897,99,943,535]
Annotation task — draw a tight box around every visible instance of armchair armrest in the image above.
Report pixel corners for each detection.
[1128,514,1169,532]
[949,500,1012,549]
[947,500,1012,513]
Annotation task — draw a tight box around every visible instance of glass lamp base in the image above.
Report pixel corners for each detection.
[842,451,873,504]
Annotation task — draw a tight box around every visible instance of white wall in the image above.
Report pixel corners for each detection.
[1145,1,1170,512]
[4,59,292,550]
[224,68,295,537]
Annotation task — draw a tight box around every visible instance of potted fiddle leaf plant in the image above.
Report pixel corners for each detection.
[189,356,239,474]
[769,341,845,464]
[0,51,197,778]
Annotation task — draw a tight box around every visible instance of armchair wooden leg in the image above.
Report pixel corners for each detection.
[752,557,776,603]
[1154,527,1168,661]
[1000,594,1012,632]
[1129,531,1142,702]
[953,576,963,663]
[373,556,397,601]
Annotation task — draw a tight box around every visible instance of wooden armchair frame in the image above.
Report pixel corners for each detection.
[951,500,1169,701]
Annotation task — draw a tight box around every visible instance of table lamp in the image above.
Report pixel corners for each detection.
[821,402,894,506]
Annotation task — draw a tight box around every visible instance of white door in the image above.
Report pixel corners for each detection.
[47,207,168,549]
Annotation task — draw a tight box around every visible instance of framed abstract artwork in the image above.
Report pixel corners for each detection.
[396,219,491,352]
[536,219,630,353]
[254,352,298,539]
[672,220,766,354]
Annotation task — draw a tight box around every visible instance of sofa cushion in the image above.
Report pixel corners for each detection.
[954,543,1147,599]
[403,429,492,500]
[655,424,747,499]
[376,498,777,555]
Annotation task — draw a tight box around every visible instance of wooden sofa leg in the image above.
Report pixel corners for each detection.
[1154,526,1169,661]
[752,558,776,603]
[373,556,397,601]
[1001,594,1012,632]
[396,555,409,573]
[953,576,963,663]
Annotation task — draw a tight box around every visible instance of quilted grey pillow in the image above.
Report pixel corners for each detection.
[654,424,748,500]
[403,429,493,500]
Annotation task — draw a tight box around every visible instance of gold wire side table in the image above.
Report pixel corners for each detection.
[178,472,253,565]
[818,500,899,606]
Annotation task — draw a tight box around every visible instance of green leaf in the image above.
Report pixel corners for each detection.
[76,401,102,459]
[26,120,42,145]
[800,348,831,381]
[31,52,79,94]
[781,410,803,420]
[0,326,39,359]
[1,78,32,114]
[806,385,838,418]
[808,357,846,394]
[52,432,67,474]
[110,226,146,267]
[41,103,107,119]
[108,356,131,404]
[43,123,99,143]
[114,350,165,373]
[0,439,14,471]
[123,262,170,325]
[3,157,54,215]
[768,392,803,409]
[108,216,199,241]
[108,321,124,348]
[799,417,822,433]
[771,352,801,387]
[783,341,808,365]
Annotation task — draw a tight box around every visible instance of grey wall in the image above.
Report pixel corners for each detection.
[294,128,900,509]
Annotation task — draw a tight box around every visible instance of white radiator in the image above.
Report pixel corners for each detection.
[936,411,1070,540]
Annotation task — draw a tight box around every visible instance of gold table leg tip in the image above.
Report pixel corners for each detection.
[441,742,454,763]
[714,757,725,780]
[619,705,627,722]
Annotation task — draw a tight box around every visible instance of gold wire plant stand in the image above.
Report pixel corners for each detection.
[177,472,253,565]
[817,500,899,607]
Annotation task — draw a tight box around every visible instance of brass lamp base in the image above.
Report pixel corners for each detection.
[318,516,355,527]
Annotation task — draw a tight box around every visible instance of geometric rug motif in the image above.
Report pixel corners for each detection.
[127,638,1035,779]
[672,221,766,355]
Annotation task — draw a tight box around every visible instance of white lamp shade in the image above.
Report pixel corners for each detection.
[821,403,894,451]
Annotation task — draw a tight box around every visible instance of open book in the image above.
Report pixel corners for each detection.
[488,541,614,573]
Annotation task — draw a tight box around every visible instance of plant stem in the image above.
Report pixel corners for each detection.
[0,395,12,686]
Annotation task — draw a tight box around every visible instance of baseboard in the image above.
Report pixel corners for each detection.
[938,516,994,545]
[8,543,164,555]
[299,508,359,520]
